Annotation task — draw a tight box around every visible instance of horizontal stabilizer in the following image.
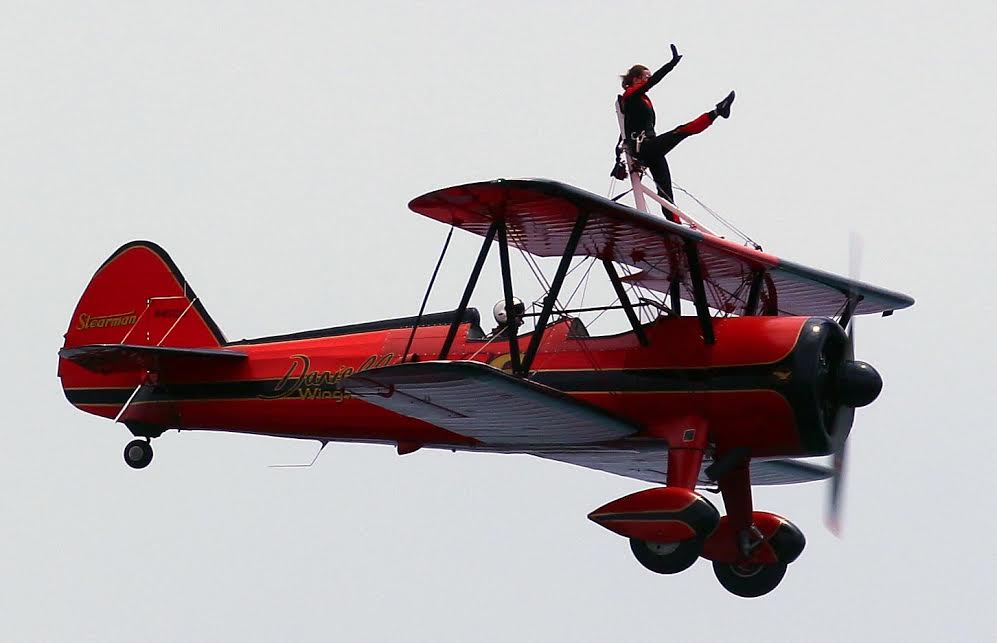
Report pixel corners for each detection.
[343,361,638,446]
[59,344,246,374]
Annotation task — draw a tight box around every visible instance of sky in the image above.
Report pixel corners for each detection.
[2,2,996,641]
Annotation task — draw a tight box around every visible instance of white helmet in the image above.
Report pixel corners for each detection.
[493,298,525,325]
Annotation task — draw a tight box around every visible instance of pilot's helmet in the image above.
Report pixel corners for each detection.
[493,298,526,326]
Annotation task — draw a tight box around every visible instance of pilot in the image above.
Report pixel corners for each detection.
[490,298,526,339]
[620,44,735,222]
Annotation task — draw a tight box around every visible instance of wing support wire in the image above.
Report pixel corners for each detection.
[156,297,197,346]
[439,221,499,360]
[520,211,590,373]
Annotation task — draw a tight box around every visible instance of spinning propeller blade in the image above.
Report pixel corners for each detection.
[826,324,855,535]
[825,235,865,536]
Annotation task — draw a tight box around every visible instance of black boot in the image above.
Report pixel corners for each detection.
[715,90,735,119]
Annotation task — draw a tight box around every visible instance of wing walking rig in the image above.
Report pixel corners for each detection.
[58,172,912,597]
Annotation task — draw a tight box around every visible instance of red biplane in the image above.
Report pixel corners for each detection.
[58,178,913,597]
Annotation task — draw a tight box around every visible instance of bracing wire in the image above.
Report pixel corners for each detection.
[563,257,597,310]
[514,239,553,293]
[516,243,548,292]
[672,182,761,249]
[512,235,593,319]
[579,258,595,308]
[587,294,621,327]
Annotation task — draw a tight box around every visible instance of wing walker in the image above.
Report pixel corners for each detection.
[58,106,913,597]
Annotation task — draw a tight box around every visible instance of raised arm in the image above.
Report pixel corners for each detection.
[623,44,683,99]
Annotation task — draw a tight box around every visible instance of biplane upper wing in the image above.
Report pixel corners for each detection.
[409,179,914,318]
[343,360,638,445]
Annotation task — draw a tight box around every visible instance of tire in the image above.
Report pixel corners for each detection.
[712,560,787,598]
[123,439,153,469]
[629,538,701,575]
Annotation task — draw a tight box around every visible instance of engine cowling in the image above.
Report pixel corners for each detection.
[588,487,720,542]
[786,318,883,455]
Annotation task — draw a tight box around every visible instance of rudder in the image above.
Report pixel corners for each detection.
[59,242,227,417]
[62,241,225,351]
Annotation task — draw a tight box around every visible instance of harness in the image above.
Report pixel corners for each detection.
[610,95,648,179]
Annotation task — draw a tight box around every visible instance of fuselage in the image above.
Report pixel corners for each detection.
[61,309,844,458]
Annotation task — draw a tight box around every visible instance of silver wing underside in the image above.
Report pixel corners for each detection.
[449,441,832,486]
[344,362,831,486]
[344,360,637,445]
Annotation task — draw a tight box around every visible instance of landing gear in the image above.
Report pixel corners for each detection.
[712,560,787,598]
[629,538,702,575]
[123,439,153,469]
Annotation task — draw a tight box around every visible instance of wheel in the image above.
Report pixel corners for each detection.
[629,538,701,575]
[712,560,787,598]
[123,439,153,469]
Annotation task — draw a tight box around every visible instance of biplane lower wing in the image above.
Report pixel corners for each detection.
[344,361,828,484]
[60,343,247,374]
[501,445,833,486]
[343,361,638,445]
[408,179,914,318]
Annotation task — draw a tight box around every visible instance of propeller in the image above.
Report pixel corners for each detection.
[825,234,881,536]
[826,323,855,536]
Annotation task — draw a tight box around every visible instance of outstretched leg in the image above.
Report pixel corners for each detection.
[636,91,736,220]
[645,111,718,159]
[639,118,711,221]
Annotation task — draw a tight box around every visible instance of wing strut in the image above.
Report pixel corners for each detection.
[521,212,590,373]
[669,279,682,315]
[439,220,499,360]
[602,258,649,347]
[744,270,765,316]
[683,240,715,344]
[838,294,861,329]
[496,220,522,373]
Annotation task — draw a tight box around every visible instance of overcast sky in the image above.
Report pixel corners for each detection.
[3,2,995,641]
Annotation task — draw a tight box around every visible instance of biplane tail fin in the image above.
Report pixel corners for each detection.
[62,241,225,352]
[59,242,229,413]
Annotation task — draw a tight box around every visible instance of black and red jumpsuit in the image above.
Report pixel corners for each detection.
[621,61,716,221]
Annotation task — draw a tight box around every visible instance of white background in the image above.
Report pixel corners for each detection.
[2,2,995,641]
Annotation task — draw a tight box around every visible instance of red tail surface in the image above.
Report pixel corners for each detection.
[59,241,226,416]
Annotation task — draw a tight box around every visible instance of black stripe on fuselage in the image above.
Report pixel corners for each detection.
[65,388,135,405]
[531,365,789,393]
[65,361,794,407]
[66,379,283,405]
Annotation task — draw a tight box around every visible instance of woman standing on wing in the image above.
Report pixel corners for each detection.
[621,45,735,222]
